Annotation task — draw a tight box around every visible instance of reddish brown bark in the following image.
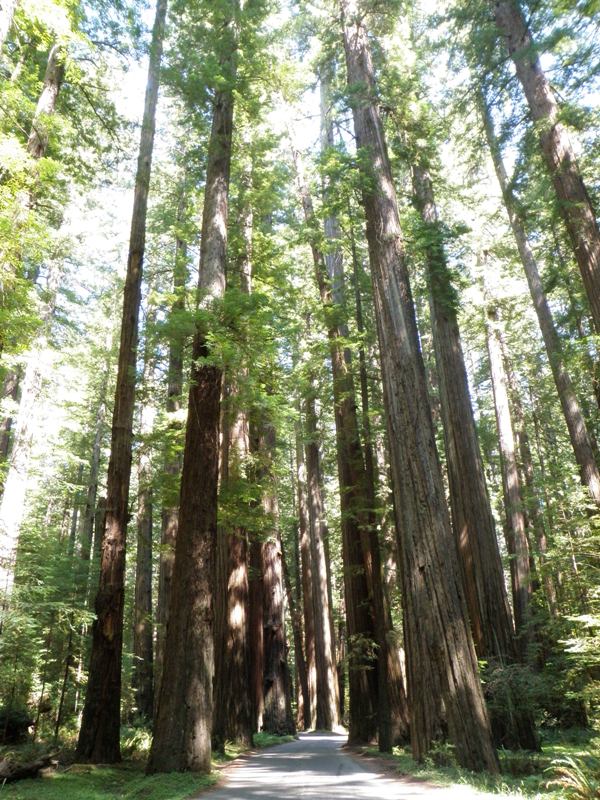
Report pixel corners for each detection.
[296,426,316,729]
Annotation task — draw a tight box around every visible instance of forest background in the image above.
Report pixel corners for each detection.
[0,0,599,797]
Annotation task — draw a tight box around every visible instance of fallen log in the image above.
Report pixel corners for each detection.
[0,753,58,783]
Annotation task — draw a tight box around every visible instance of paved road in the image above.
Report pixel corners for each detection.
[202,732,506,799]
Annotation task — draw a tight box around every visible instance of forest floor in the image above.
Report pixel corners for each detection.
[0,732,294,800]
[0,729,596,799]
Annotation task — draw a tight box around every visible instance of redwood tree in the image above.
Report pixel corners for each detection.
[491,0,600,333]
[147,2,238,772]
[340,0,498,772]
[75,0,167,762]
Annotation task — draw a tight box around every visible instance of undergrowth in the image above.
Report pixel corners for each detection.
[362,729,600,799]
[0,729,296,799]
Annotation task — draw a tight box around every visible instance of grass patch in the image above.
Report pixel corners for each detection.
[252,732,296,749]
[0,763,217,800]
[362,729,600,799]
[0,730,296,799]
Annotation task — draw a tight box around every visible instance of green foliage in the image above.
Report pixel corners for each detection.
[252,731,296,749]
[548,755,600,800]
[0,765,217,800]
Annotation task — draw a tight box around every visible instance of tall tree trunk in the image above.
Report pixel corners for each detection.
[257,422,295,736]
[292,114,387,744]
[132,347,154,723]
[484,293,532,657]
[79,390,107,564]
[412,163,515,660]
[302,392,343,734]
[147,11,236,770]
[280,533,310,732]
[0,41,66,573]
[340,0,498,772]
[212,162,253,750]
[412,163,537,749]
[492,0,600,333]
[154,191,188,713]
[320,70,401,749]
[75,0,167,763]
[248,523,265,733]
[26,43,65,159]
[349,241,409,745]
[480,95,600,509]
[0,368,21,461]
[212,392,252,748]
[296,425,316,730]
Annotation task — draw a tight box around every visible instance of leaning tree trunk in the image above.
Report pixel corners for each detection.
[340,0,498,773]
[75,0,167,763]
[480,94,600,509]
[492,0,600,333]
[26,43,65,158]
[147,17,236,770]
[484,294,532,659]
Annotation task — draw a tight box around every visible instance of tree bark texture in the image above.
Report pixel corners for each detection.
[212,176,253,749]
[350,236,409,745]
[280,532,310,732]
[480,95,600,509]
[148,33,235,771]
[492,0,600,333]
[132,415,154,721]
[341,0,498,773]
[75,0,167,763]
[302,397,343,733]
[155,187,188,709]
[293,125,388,744]
[412,163,515,661]
[296,427,316,730]
[258,423,295,736]
[413,163,538,749]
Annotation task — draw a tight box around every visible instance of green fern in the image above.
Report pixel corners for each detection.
[547,756,600,799]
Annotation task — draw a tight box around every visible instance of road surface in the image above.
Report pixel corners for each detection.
[202,732,507,799]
